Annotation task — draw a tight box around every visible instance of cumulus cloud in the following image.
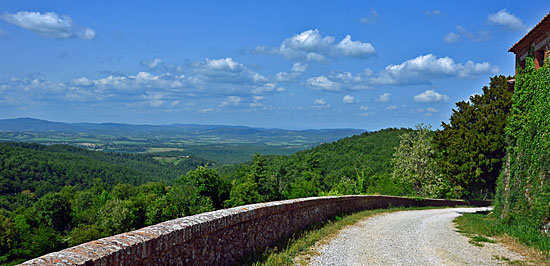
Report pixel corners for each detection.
[220,96,241,107]
[251,83,284,94]
[140,58,184,73]
[249,95,266,108]
[443,32,461,44]
[142,58,163,69]
[369,54,499,85]
[189,57,283,95]
[335,35,376,58]
[314,98,330,108]
[359,105,369,111]
[192,57,267,85]
[386,105,398,110]
[275,62,308,82]
[376,93,391,103]
[141,91,165,107]
[277,29,333,61]
[0,11,96,39]
[71,71,186,92]
[413,89,450,103]
[307,76,340,91]
[304,70,374,92]
[360,9,380,24]
[488,9,525,31]
[342,95,354,104]
[259,29,375,61]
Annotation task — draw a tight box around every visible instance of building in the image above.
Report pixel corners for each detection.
[509,12,550,72]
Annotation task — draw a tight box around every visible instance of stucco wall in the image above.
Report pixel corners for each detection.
[19,195,490,266]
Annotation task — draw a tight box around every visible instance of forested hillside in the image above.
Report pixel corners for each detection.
[0,142,210,211]
[223,128,413,206]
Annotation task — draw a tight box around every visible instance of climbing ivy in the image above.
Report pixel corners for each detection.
[494,55,550,234]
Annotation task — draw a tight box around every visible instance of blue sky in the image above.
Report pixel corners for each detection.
[0,1,548,130]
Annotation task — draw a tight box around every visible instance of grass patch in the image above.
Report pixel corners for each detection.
[240,206,445,266]
[146,147,184,153]
[454,211,550,265]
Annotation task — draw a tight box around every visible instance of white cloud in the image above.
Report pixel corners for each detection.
[261,29,375,61]
[488,9,525,31]
[205,57,240,71]
[314,98,330,108]
[220,96,241,107]
[376,93,391,103]
[443,32,461,44]
[144,58,163,69]
[334,72,363,83]
[370,54,499,85]
[426,107,439,112]
[275,62,308,81]
[342,95,354,104]
[305,70,374,92]
[71,71,186,92]
[413,89,450,103]
[386,105,398,110]
[142,91,164,107]
[251,83,284,94]
[307,76,340,91]
[249,102,263,108]
[0,11,96,39]
[140,58,184,73]
[198,108,214,113]
[278,29,334,61]
[359,105,369,111]
[335,35,376,57]
[190,57,280,95]
[360,9,380,24]
[425,10,443,16]
[456,26,491,42]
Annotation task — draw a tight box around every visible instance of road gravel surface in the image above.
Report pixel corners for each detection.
[309,207,524,266]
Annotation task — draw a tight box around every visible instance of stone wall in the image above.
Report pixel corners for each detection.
[19,195,490,266]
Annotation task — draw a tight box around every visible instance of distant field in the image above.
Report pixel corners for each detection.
[147,147,185,153]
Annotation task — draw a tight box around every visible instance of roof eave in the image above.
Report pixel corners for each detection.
[509,12,550,53]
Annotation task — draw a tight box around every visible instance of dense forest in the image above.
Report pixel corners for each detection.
[0,73,535,265]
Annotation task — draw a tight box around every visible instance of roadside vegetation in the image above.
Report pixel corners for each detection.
[454,211,550,265]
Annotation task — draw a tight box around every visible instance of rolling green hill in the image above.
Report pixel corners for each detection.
[223,128,413,206]
[0,142,211,210]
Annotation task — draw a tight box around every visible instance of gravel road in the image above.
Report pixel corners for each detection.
[309,207,525,266]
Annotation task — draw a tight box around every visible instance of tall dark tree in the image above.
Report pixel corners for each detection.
[433,75,513,199]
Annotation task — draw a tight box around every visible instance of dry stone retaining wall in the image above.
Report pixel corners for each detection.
[19,195,490,266]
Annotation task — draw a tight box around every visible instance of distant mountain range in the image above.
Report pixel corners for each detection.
[0,118,364,138]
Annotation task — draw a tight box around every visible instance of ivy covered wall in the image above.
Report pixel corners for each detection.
[495,56,550,233]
